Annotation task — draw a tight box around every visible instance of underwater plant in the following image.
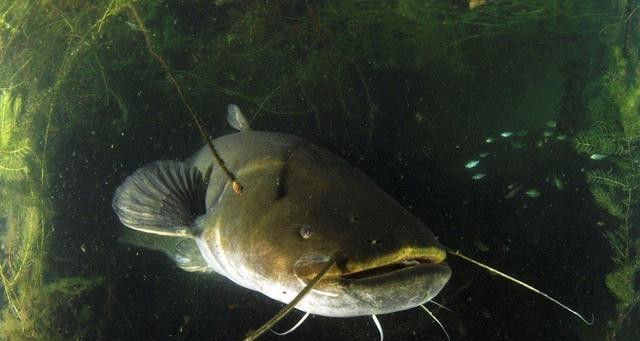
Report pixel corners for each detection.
[573,10,640,337]
[0,91,29,182]
[0,1,128,339]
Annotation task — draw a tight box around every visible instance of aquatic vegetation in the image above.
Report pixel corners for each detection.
[572,7,640,337]
[0,91,29,182]
[0,205,39,302]
[0,1,126,339]
[574,123,629,157]
[0,271,104,339]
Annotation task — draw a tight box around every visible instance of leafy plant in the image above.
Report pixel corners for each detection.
[573,123,629,156]
[0,202,42,338]
[0,91,30,182]
[572,3,640,337]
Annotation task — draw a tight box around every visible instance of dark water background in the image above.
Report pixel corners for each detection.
[19,0,636,340]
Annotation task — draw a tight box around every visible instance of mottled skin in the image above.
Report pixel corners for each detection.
[188,130,450,317]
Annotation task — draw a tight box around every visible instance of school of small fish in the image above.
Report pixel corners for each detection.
[463,119,602,200]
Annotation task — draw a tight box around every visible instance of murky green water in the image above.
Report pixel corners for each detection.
[0,1,638,340]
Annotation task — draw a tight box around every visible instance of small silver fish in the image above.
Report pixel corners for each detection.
[543,131,554,137]
[556,134,567,141]
[505,183,524,199]
[553,176,564,190]
[511,141,526,149]
[472,173,486,180]
[525,189,540,198]
[500,132,513,138]
[465,160,480,169]
[485,137,494,143]
[479,152,490,158]
[590,154,608,160]
[546,120,557,128]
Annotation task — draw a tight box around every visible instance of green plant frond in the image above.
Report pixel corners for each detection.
[619,82,640,140]
[11,94,21,120]
[586,169,630,189]
[0,91,22,149]
[573,128,628,156]
[604,227,632,265]
[0,91,31,183]
[605,263,640,309]
[0,154,28,181]
[1,138,30,156]
[591,185,626,218]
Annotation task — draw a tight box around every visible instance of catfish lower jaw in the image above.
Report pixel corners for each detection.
[294,253,448,285]
[291,259,451,317]
[340,257,444,281]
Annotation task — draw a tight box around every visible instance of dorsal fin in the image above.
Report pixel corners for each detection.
[226,104,251,131]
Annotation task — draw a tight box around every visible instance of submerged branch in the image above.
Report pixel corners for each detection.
[128,4,244,195]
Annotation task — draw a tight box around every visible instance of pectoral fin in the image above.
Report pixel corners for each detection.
[112,160,209,237]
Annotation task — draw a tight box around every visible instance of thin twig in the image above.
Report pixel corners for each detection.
[128,4,244,194]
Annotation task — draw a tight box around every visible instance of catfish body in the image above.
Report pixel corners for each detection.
[113,107,450,317]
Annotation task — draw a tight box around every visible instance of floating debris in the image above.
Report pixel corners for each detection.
[500,132,514,138]
[525,189,540,198]
[472,173,486,180]
[414,111,425,123]
[474,238,490,252]
[465,160,480,169]
[590,154,608,160]
[546,120,557,128]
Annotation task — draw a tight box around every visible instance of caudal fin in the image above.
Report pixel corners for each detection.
[112,160,210,237]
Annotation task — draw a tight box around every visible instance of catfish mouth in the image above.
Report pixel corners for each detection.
[294,247,448,284]
[340,256,441,281]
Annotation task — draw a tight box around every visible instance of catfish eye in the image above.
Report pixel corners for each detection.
[299,225,312,239]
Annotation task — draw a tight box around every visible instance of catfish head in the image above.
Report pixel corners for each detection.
[196,132,451,317]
